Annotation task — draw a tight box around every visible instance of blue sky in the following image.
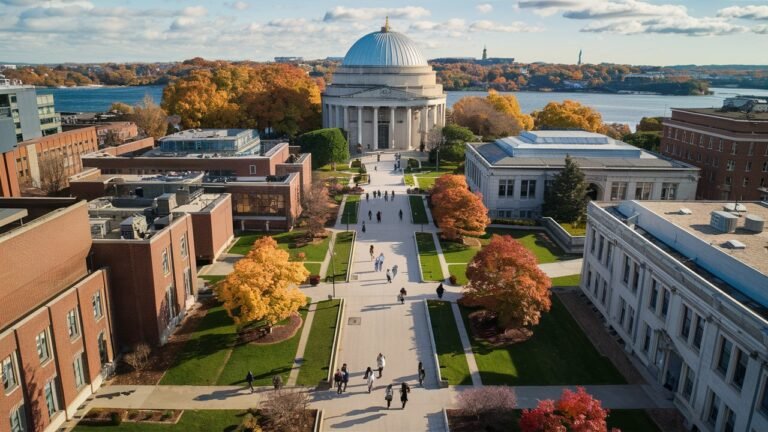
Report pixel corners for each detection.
[0,0,766,65]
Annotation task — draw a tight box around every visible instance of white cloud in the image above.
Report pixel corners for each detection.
[752,24,768,34]
[470,20,540,33]
[182,6,207,18]
[226,1,249,11]
[323,6,430,22]
[562,0,687,20]
[476,3,493,14]
[409,19,465,32]
[718,5,768,21]
[582,16,747,36]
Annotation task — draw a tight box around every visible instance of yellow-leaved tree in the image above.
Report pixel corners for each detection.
[216,237,308,326]
[486,90,534,131]
[531,100,604,132]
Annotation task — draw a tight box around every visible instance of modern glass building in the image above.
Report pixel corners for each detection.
[158,129,261,155]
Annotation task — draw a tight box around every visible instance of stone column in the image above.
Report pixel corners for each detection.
[323,103,328,127]
[357,106,363,147]
[373,107,379,150]
[431,105,437,127]
[406,107,412,150]
[343,106,349,132]
[390,107,395,149]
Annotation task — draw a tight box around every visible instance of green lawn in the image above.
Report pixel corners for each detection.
[416,232,445,282]
[608,410,661,432]
[329,231,354,282]
[551,274,581,287]
[482,228,568,264]
[440,239,481,264]
[557,222,587,237]
[74,410,245,431]
[199,275,225,286]
[427,300,472,385]
[229,230,331,261]
[340,194,360,225]
[460,296,625,385]
[404,174,415,186]
[415,175,438,190]
[304,262,321,276]
[409,195,429,224]
[448,264,469,286]
[296,299,341,386]
[160,301,310,386]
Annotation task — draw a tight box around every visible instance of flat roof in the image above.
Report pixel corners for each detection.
[0,208,27,230]
[160,129,255,140]
[85,172,205,184]
[672,108,768,121]
[638,201,768,275]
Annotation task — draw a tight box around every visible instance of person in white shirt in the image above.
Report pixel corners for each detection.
[376,353,386,378]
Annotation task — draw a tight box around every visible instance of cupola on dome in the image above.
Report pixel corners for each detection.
[341,24,428,67]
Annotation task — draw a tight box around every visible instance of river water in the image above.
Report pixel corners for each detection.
[39,85,768,128]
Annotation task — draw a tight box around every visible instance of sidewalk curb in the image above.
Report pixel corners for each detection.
[326,298,346,386]
[442,407,451,432]
[414,232,425,283]
[423,299,449,388]
[314,408,324,432]
[344,230,356,283]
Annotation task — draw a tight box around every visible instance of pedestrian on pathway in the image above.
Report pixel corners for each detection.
[418,362,426,386]
[341,363,349,392]
[370,245,374,260]
[367,371,376,393]
[362,221,366,233]
[364,366,373,380]
[400,382,410,409]
[245,370,255,393]
[368,210,372,221]
[436,283,445,299]
[375,165,378,171]
[334,369,343,394]
[386,268,392,283]
[376,353,386,378]
[399,287,407,304]
[377,154,381,162]
[272,374,282,391]
[366,192,369,201]
[392,264,398,279]
[376,211,381,223]
[384,384,394,409]
[391,190,395,198]
[378,253,385,269]
[399,209,403,220]
[384,191,388,200]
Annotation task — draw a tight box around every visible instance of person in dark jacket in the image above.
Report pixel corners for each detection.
[400,382,410,408]
[245,370,255,393]
[436,283,445,299]
[333,369,343,394]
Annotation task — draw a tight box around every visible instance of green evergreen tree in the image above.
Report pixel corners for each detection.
[542,155,588,224]
[297,128,349,169]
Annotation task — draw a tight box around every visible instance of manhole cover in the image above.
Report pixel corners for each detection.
[348,317,361,325]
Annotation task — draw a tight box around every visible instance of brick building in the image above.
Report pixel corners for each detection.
[0,198,114,432]
[661,107,768,201]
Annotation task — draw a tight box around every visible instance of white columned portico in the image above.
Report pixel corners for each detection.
[373,107,379,150]
[343,106,349,131]
[431,105,436,127]
[406,108,412,149]
[390,107,395,148]
[357,106,363,146]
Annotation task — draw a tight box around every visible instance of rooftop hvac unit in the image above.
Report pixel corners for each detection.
[744,214,765,233]
[710,211,738,233]
[678,208,692,215]
[723,240,746,250]
[723,203,747,212]
[120,215,148,239]
[156,193,177,216]
[89,219,111,239]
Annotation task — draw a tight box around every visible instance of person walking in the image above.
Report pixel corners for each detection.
[386,268,392,283]
[384,191,388,200]
[272,374,283,391]
[245,370,255,393]
[376,353,386,378]
[399,209,403,220]
[400,382,411,409]
[436,283,445,299]
[370,245,374,260]
[368,210,372,221]
[376,211,381,223]
[392,264,398,279]
[366,192,369,201]
[384,384,394,409]
[361,221,366,233]
[378,253,385,269]
[391,190,395,198]
[364,366,373,380]
[399,287,407,304]
[418,362,426,386]
[367,370,376,393]
[333,369,343,394]
[341,363,350,392]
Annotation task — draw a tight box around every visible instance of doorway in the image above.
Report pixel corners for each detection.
[378,124,389,149]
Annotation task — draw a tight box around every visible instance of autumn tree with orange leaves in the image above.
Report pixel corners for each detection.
[430,175,490,240]
[216,237,308,327]
[519,387,618,432]
[463,235,551,330]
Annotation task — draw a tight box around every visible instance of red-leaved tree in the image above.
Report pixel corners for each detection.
[519,387,617,432]
[430,175,490,240]
[463,235,551,329]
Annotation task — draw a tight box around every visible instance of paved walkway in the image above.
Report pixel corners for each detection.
[82,153,673,431]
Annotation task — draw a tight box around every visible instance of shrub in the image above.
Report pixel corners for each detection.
[359,164,367,174]
[261,388,312,432]
[296,128,349,169]
[408,158,420,168]
[309,275,320,286]
[110,412,123,426]
[491,218,539,226]
[457,386,517,420]
[350,159,361,168]
[449,274,457,285]
[124,343,151,372]
[236,412,262,432]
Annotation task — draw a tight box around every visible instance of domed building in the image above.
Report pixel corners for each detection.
[322,21,446,150]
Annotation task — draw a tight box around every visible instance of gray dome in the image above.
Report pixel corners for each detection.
[342,29,428,67]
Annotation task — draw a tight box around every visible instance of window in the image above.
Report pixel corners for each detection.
[725,176,732,186]
[605,242,613,267]
[36,329,51,363]
[660,183,678,200]
[732,349,747,390]
[642,325,652,353]
[717,337,733,376]
[184,268,193,296]
[708,136,713,149]
[597,236,605,261]
[627,306,635,333]
[98,332,108,367]
[713,158,719,168]
[92,291,103,319]
[619,298,627,327]
[2,354,19,393]
[610,182,627,201]
[681,366,694,401]
[631,263,640,292]
[520,180,536,199]
[649,282,659,312]
[726,160,735,171]
[73,354,86,389]
[622,255,631,284]
[719,139,723,152]
[67,309,79,339]
[9,404,26,432]
[165,285,178,322]
[661,289,670,318]
[161,248,170,275]
[764,161,768,172]
[743,177,749,187]
[680,305,692,339]
[180,234,188,258]
[707,390,721,426]
[600,281,608,305]
[234,193,286,216]
[731,142,737,155]
[498,179,514,197]
[746,161,752,172]
[761,376,768,412]
[44,378,59,417]
[590,229,596,254]
[635,182,653,200]
[692,315,704,350]
[249,165,257,175]
[723,406,735,432]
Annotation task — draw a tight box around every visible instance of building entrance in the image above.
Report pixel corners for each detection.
[378,124,389,149]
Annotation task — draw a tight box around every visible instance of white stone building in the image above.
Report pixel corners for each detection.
[322,22,446,151]
[464,130,700,219]
[581,200,768,432]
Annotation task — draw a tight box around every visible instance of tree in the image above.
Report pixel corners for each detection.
[37,151,67,195]
[457,386,517,420]
[431,175,490,240]
[463,235,551,329]
[532,100,603,132]
[486,90,534,130]
[636,116,663,132]
[261,388,313,432]
[542,155,588,224]
[216,237,308,326]
[519,387,616,432]
[123,343,151,372]
[109,101,133,115]
[442,123,476,143]
[301,180,331,238]
[623,131,660,152]
[133,95,167,139]
[296,128,349,169]
[601,122,631,139]
[452,96,522,140]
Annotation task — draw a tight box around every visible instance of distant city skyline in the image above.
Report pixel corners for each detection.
[0,0,767,65]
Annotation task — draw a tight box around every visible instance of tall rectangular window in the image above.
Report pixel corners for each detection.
[66,309,79,339]
[590,229,596,254]
[635,182,653,200]
[2,354,19,393]
[680,305,692,339]
[622,255,631,284]
[649,280,659,312]
[610,182,627,201]
[9,404,26,432]
[723,406,735,432]
[707,390,720,426]
[161,248,170,275]
[98,332,108,367]
[73,354,86,389]
[184,268,193,296]
[597,236,605,261]
[726,160,735,171]
[92,291,103,319]
[682,366,695,401]
[660,183,678,200]
[732,349,747,390]
[180,234,188,258]
[44,378,59,417]
[497,179,513,197]
[717,338,733,376]
[619,298,627,327]
[692,315,704,350]
[165,285,178,322]
[642,325,652,353]
[627,306,635,333]
[631,263,640,292]
[520,180,536,199]
[605,242,613,267]
[661,289,670,318]
[36,329,51,363]
[761,376,768,412]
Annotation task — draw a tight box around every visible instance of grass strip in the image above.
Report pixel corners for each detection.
[416,232,444,282]
[229,230,330,260]
[427,300,472,385]
[409,195,429,224]
[340,194,360,225]
[329,231,354,282]
[296,299,341,386]
[74,410,245,431]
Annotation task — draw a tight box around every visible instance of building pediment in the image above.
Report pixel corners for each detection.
[347,86,423,100]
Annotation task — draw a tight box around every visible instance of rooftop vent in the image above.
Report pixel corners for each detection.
[723,239,746,249]
[710,211,738,233]
[678,208,692,215]
[723,203,747,212]
[744,214,765,233]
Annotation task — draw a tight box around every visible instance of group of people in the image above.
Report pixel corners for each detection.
[367,209,383,223]
[365,190,394,201]
[332,354,425,409]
